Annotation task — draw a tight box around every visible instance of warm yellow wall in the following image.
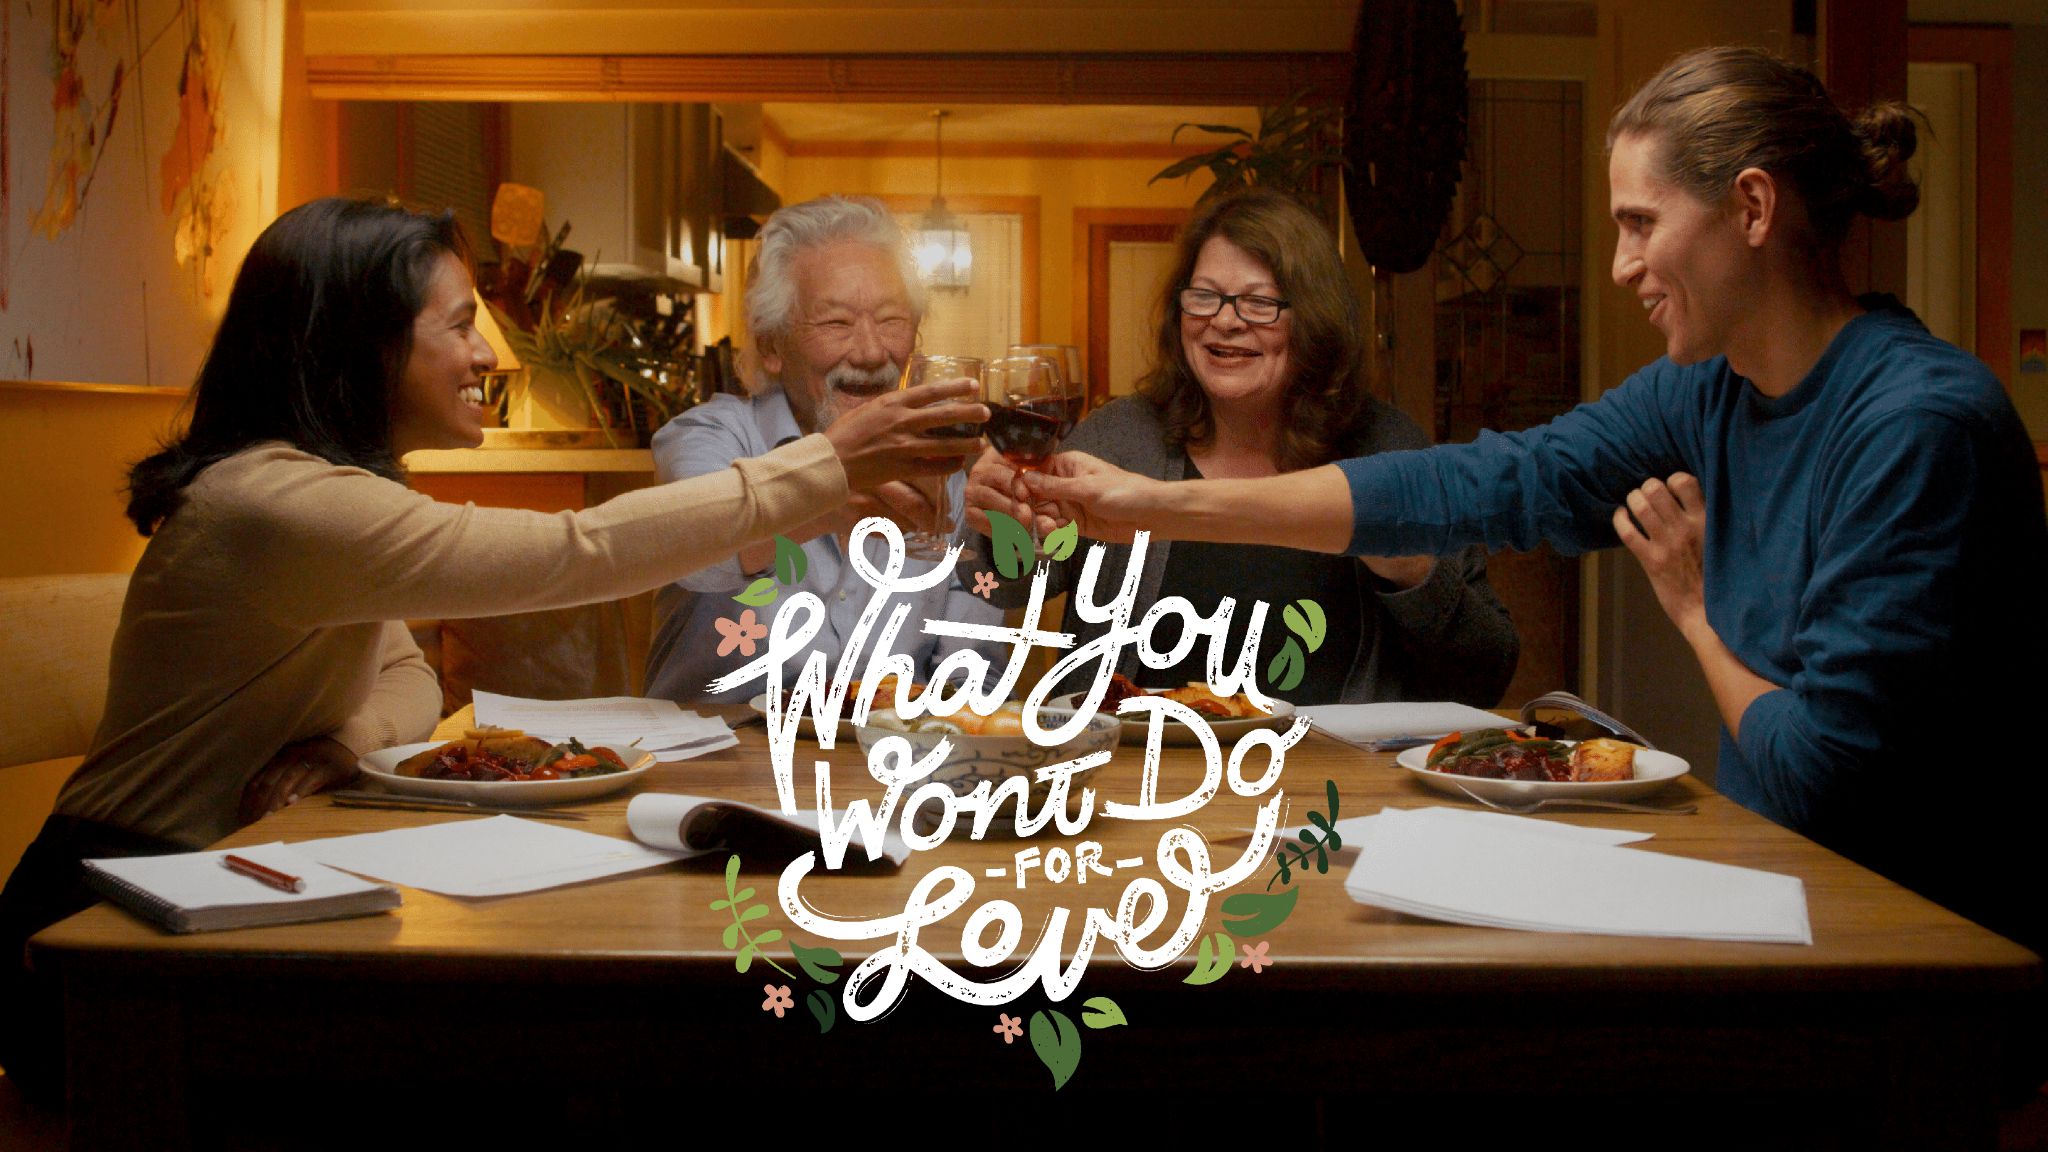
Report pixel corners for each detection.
[0,390,187,578]
[279,0,341,212]
[780,153,1206,345]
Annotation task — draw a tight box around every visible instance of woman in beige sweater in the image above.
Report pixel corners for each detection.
[0,197,983,1101]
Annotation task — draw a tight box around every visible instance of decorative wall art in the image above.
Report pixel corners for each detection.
[2,0,279,387]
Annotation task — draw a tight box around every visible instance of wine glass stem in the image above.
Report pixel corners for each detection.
[931,474,951,541]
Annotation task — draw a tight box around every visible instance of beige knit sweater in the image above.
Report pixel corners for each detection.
[57,436,848,846]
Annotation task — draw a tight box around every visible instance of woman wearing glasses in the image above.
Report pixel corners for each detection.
[969,189,1517,706]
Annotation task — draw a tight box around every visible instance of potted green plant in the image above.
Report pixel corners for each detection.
[1150,93,1344,212]
[481,186,695,447]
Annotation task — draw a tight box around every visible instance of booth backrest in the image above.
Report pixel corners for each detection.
[0,573,129,888]
[0,574,128,767]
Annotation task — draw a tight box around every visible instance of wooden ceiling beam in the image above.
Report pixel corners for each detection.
[305,53,1354,105]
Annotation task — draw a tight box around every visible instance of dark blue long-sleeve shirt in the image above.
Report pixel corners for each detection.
[1340,302,2048,953]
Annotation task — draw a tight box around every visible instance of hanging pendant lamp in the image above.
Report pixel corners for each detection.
[914,110,973,289]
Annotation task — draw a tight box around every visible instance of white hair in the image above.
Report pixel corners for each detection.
[746,195,925,360]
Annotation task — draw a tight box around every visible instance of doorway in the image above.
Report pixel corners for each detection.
[1078,213,1185,407]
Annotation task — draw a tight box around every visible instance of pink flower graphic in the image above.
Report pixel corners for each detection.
[762,984,794,1017]
[716,609,769,657]
[994,1012,1023,1044]
[972,571,999,598]
[1239,940,1273,974]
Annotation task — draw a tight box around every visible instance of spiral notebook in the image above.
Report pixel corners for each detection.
[83,842,402,934]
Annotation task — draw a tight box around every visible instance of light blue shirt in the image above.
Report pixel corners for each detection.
[644,385,1002,705]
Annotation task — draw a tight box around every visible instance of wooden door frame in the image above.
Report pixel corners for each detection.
[1907,24,2015,389]
[871,194,1042,343]
[1073,208,1189,408]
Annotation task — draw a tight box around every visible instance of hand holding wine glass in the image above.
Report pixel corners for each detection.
[983,354,1077,551]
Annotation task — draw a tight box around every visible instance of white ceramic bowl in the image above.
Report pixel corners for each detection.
[853,709,1121,812]
[358,740,655,805]
[1394,742,1690,802]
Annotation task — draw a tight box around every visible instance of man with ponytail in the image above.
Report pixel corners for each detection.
[1023,48,2048,1000]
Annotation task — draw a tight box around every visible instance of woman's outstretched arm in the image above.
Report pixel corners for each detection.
[1025,451,1356,553]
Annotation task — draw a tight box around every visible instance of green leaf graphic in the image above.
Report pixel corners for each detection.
[1043,520,1079,561]
[773,535,807,585]
[1029,1009,1082,1090]
[985,510,1033,580]
[714,852,795,980]
[1283,599,1328,652]
[1267,636,1306,692]
[1080,996,1127,1029]
[1183,930,1234,986]
[806,989,837,1034]
[734,577,779,607]
[792,942,845,986]
[1309,779,1343,853]
[1222,887,1300,938]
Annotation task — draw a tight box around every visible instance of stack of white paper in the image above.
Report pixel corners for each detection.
[1342,807,1811,944]
[1300,702,1515,746]
[1278,805,1656,852]
[298,815,685,897]
[472,690,738,760]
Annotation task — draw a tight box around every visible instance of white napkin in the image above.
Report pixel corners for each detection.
[1300,702,1514,745]
[471,690,738,759]
[1343,807,1811,944]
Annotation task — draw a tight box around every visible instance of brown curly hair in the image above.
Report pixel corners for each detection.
[1606,46,1922,250]
[1136,189,1378,472]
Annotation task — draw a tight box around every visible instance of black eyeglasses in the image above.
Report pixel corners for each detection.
[1177,287,1290,325]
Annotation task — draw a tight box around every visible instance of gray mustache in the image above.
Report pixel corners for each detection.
[827,362,902,392]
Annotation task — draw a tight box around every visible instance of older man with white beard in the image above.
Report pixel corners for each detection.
[645,195,1002,706]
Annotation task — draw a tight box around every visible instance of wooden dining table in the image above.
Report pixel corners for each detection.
[31,712,2040,1149]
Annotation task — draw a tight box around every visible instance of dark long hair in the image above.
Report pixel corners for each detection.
[125,197,471,535]
[1136,189,1376,472]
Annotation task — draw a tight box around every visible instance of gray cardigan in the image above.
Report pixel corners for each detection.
[989,395,1519,706]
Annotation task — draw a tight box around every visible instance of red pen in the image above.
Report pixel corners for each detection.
[221,854,305,893]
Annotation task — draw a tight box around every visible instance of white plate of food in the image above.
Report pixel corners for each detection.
[357,735,655,805]
[1395,734,1688,802]
[1048,676,1296,747]
[748,678,927,742]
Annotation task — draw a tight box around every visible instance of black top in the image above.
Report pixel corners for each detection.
[1139,455,1365,706]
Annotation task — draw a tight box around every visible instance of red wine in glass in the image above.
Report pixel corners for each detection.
[986,397,1066,471]
[1056,394,1084,436]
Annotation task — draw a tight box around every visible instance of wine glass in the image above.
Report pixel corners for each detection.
[983,354,1076,553]
[1007,344,1085,416]
[900,354,985,561]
